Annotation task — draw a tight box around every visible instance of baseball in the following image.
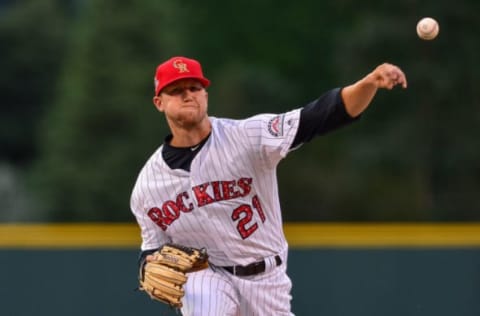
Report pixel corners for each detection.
[416,17,439,40]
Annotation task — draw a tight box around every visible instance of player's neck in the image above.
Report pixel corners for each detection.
[169,120,212,148]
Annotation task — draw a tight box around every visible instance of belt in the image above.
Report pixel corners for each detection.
[222,255,282,276]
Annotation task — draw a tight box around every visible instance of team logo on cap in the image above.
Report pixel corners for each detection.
[173,59,189,73]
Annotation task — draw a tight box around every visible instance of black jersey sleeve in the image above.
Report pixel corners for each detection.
[291,88,359,148]
[138,248,157,269]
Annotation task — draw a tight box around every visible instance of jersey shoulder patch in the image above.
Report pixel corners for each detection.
[267,115,285,137]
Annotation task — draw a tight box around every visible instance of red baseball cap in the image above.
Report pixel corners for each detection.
[154,56,210,95]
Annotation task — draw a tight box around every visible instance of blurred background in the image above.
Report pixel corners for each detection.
[1,0,479,223]
[1,0,479,315]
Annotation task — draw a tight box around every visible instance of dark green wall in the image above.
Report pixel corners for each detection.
[289,249,480,316]
[1,249,479,316]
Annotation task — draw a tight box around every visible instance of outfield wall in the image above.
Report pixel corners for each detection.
[1,223,479,316]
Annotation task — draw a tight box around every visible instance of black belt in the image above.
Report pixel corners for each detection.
[222,255,282,276]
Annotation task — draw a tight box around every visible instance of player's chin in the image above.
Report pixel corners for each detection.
[176,112,205,127]
[176,107,198,118]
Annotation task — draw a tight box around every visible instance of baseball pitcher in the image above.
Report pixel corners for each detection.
[130,56,407,315]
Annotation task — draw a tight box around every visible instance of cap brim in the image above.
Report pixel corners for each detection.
[156,76,210,95]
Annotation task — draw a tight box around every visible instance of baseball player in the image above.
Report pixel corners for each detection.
[130,56,407,315]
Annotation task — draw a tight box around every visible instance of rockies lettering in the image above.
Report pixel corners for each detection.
[148,177,254,231]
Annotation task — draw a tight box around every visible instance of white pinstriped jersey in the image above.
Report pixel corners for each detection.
[130,109,301,266]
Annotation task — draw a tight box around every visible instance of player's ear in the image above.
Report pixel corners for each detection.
[152,96,164,112]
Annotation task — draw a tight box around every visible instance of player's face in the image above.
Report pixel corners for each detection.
[153,79,209,129]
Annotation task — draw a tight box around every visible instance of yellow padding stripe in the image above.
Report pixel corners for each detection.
[0,223,141,248]
[0,223,480,248]
[285,223,480,248]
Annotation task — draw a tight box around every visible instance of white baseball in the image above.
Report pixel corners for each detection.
[416,17,439,40]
